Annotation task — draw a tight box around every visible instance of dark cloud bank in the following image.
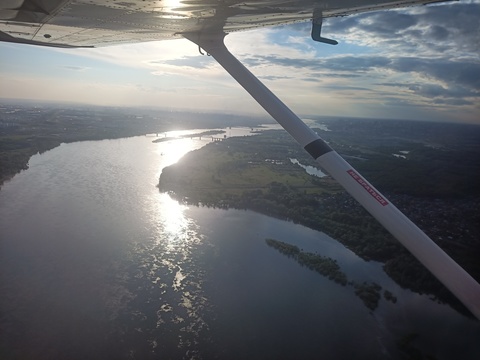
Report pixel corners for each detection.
[265,1,480,112]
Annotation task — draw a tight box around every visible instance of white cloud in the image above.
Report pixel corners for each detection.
[67,38,198,68]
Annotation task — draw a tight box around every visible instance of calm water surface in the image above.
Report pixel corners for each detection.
[1,129,479,359]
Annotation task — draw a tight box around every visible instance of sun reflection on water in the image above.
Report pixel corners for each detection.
[157,192,189,243]
[151,133,207,247]
[122,128,258,355]
[129,159,210,356]
[161,138,196,165]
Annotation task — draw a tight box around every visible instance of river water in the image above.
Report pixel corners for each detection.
[1,129,479,359]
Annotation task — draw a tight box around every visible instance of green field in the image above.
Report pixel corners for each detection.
[159,131,342,203]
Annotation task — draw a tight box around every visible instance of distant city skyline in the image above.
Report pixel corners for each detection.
[1,1,479,124]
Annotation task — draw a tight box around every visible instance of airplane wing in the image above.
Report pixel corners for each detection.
[0,0,452,48]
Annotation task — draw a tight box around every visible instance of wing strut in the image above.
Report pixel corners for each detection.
[183,31,480,319]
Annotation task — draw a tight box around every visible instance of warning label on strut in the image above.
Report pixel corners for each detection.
[346,169,389,206]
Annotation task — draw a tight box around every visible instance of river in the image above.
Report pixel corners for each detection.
[0,129,479,359]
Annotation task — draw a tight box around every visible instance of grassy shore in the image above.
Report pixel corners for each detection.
[159,128,480,317]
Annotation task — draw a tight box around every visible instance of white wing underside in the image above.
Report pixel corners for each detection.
[0,0,449,47]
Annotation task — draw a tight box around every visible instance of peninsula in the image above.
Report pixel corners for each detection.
[159,119,480,317]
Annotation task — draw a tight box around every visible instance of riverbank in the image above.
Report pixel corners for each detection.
[159,129,480,317]
[0,106,162,187]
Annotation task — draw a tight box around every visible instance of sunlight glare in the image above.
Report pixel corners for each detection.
[159,0,190,19]
[162,138,194,165]
[157,193,189,243]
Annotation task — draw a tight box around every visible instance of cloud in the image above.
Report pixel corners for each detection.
[427,25,449,41]
[60,65,90,71]
[259,75,292,81]
[321,85,372,92]
[381,82,476,104]
[65,38,202,71]
[244,55,390,73]
[324,1,480,56]
[327,9,418,35]
[390,57,480,90]
[243,52,479,113]
[162,55,214,69]
[354,11,418,36]
[230,1,480,122]
[321,56,390,72]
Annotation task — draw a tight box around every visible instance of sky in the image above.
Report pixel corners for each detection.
[0,0,479,124]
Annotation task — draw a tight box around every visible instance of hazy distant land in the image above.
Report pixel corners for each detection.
[0,103,266,187]
[159,120,480,317]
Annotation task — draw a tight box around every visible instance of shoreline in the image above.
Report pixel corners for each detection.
[159,133,479,318]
